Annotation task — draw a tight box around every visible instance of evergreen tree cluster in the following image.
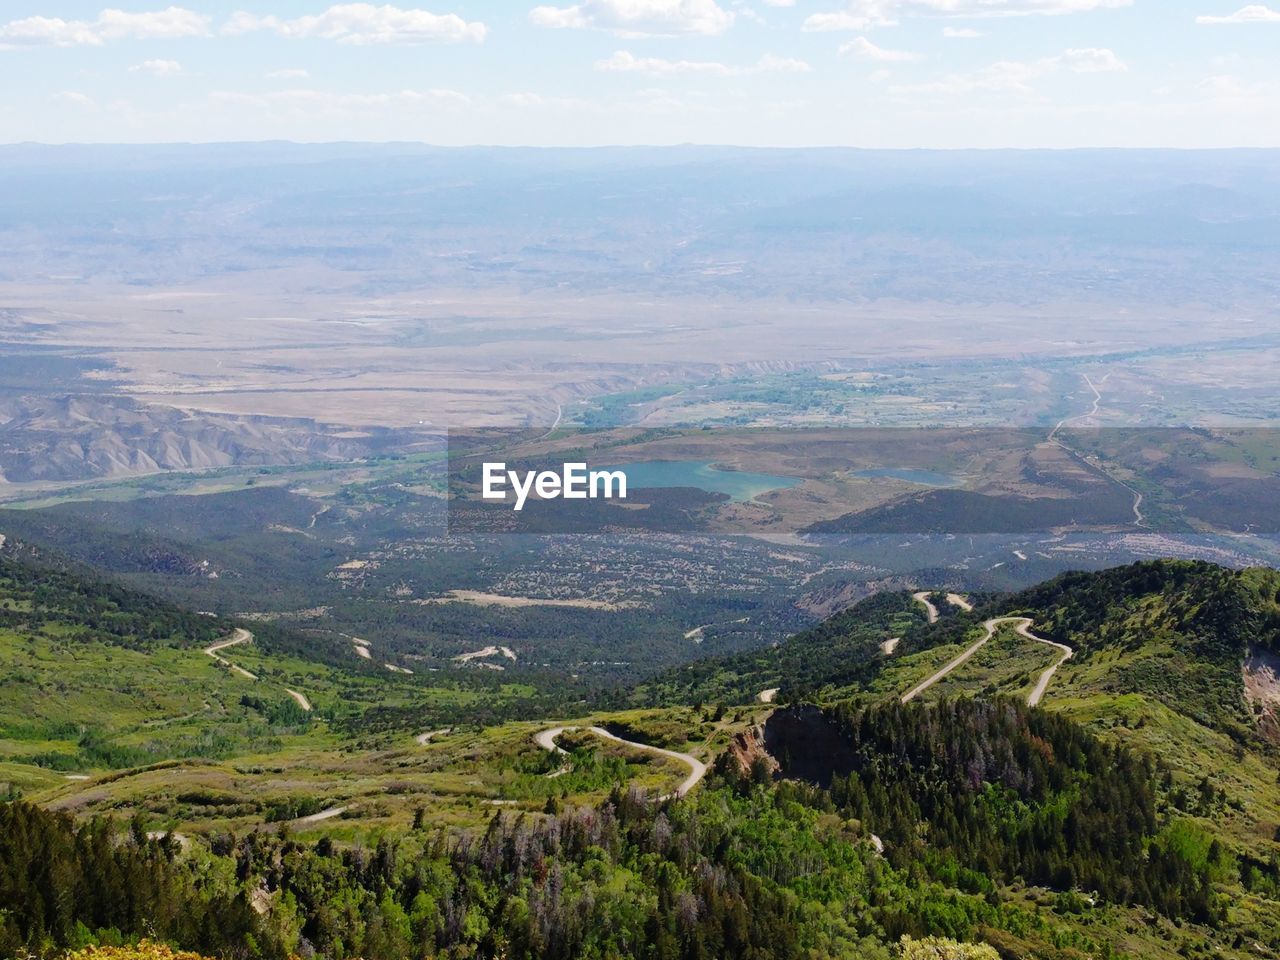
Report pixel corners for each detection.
[0,555,228,651]
[0,804,258,958]
[802,698,1224,922]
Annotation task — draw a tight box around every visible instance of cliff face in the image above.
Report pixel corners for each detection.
[1245,649,1280,746]
[725,724,780,780]
[762,705,857,787]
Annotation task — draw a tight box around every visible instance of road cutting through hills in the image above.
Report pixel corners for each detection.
[203,628,312,712]
[1021,621,1074,707]
[1047,372,1145,526]
[535,726,707,799]
[285,688,312,711]
[296,805,347,825]
[203,629,258,680]
[912,592,939,623]
[901,615,1073,707]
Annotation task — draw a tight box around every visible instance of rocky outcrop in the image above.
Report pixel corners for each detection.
[725,724,780,780]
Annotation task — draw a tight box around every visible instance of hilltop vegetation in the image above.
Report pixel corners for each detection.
[663,559,1280,748]
[0,547,570,795]
[0,552,227,652]
[1004,561,1280,739]
[6,696,1275,960]
[634,590,928,707]
[774,699,1231,920]
[4,554,1280,958]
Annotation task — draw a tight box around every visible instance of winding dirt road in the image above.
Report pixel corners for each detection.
[1018,621,1074,707]
[285,689,312,711]
[901,616,1073,706]
[296,805,347,825]
[533,401,563,442]
[901,617,1000,703]
[912,592,939,624]
[203,628,313,712]
[535,726,707,799]
[204,629,258,680]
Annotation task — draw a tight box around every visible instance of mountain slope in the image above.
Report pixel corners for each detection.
[5,556,1280,959]
[633,589,930,707]
[651,560,1280,868]
[1000,561,1280,739]
[684,560,1280,745]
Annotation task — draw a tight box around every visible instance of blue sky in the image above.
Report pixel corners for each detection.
[1,1,1277,146]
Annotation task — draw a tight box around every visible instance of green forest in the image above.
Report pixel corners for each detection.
[3,551,1280,958]
[4,695,1253,960]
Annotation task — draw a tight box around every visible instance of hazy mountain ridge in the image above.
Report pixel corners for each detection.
[3,146,1279,305]
[0,395,432,483]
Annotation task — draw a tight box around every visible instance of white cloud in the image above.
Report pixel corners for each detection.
[3,17,99,47]
[96,7,210,39]
[597,50,732,74]
[839,36,922,60]
[267,68,311,79]
[596,49,809,74]
[891,47,1125,96]
[943,26,983,36]
[756,53,811,72]
[499,91,592,108]
[759,0,796,6]
[129,58,182,75]
[803,9,896,31]
[893,59,1047,96]
[211,87,471,111]
[1063,46,1126,72]
[940,0,1130,12]
[804,0,1128,32]
[0,7,209,47]
[398,88,471,105]
[1196,5,1280,23]
[224,4,486,45]
[1197,74,1267,98]
[529,0,735,37]
[53,91,96,106]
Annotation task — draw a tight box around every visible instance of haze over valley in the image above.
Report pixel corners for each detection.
[4,68,1280,960]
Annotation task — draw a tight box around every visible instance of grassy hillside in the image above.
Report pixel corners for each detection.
[7,701,1276,960]
[0,547,592,811]
[5,556,1280,959]
[1002,561,1280,738]
[675,560,1280,748]
[633,590,931,707]
[654,559,1280,946]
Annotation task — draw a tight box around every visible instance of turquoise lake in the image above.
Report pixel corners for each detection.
[603,460,803,502]
[852,467,961,487]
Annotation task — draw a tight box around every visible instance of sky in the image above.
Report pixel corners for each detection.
[0,1,1278,147]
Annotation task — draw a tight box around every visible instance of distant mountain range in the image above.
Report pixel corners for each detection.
[0,395,435,483]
